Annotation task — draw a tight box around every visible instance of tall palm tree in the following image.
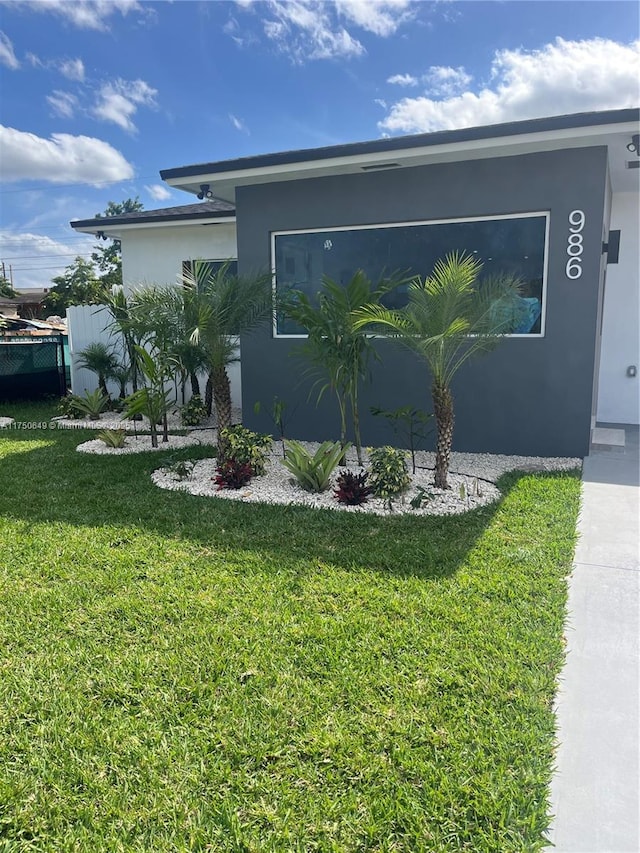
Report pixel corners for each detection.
[283,271,395,466]
[182,262,272,446]
[354,252,524,489]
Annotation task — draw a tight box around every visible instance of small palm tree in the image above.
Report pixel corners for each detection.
[354,252,524,489]
[283,271,395,466]
[77,342,119,399]
[182,262,272,447]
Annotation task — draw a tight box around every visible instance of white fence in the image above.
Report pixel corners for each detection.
[66,304,242,407]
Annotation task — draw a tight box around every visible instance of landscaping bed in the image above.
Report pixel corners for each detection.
[153,442,579,517]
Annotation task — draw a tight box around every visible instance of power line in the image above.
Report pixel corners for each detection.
[0,252,92,260]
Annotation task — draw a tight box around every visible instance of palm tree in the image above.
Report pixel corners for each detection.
[102,288,143,394]
[77,341,119,399]
[283,271,395,466]
[354,252,524,489]
[182,262,272,447]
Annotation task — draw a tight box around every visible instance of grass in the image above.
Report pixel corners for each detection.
[0,400,581,852]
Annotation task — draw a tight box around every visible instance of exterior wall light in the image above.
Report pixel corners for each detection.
[197,184,214,200]
[626,134,640,154]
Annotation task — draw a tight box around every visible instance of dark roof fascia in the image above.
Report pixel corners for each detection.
[71,207,235,230]
[160,108,640,181]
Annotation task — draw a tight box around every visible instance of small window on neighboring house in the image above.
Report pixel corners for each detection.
[182,259,238,288]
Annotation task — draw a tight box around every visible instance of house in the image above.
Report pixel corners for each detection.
[71,107,639,457]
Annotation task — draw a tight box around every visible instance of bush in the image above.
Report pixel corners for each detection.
[214,458,253,490]
[219,425,272,476]
[69,389,109,421]
[58,393,84,420]
[168,460,195,481]
[369,446,410,500]
[282,439,347,493]
[334,470,373,506]
[181,395,207,426]
[97,429,126,448]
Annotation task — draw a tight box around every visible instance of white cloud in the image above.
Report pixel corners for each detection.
[229,113,249,133]
[236,0,412,62]
[261,1,363,62]
[145,184,171,202]
[380,38,640,134]
[25,51,85,81]
[59,57,85,81]
[0,126,134,185]
[46,90,78,118]
[335,0,413,37]
[0,231,96,290]
[387,73,417,86]
[16,0,144,31]
[422,65,472,97]
[0,30,19,69]
[93,78,157,133]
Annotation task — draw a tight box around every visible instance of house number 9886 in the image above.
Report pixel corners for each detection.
[566,210,585,279]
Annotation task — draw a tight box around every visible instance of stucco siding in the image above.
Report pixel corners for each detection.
[120,222,237,294]
[237,146,609,457]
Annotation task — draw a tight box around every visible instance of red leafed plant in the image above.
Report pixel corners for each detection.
[214,458,253,490]
[333,470,373,506]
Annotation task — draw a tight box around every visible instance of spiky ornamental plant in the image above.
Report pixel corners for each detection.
[282,271,396,467]
[181,261,272,453]
[354,252,524,489]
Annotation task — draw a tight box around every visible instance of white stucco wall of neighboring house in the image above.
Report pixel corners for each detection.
[120,221,237,292]
[597,191,640,425]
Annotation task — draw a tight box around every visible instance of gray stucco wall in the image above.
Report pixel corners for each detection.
[237,146,608,457]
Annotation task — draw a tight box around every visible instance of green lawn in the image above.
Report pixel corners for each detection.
[0,401,581,852]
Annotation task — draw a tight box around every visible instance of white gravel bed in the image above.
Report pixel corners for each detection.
[55,406,242,432]
[151,442,581,517]
[77,429,218,455]
[0,417,15,428]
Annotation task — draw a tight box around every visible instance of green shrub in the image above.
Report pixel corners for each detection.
[282,439,347,493]
[97,429,126,448]
[168,460,195,480]
[181,394,207,426]
[70,389,109,421]
[369,446,410,500]
[219,425,272,476]
[58,393,84,419]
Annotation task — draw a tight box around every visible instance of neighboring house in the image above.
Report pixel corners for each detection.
[72,108,640,457]
[0,289,50,320]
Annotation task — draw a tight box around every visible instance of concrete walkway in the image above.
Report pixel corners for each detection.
[547,424,639,852]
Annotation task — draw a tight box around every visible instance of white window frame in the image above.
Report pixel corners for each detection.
[271,211,550,339]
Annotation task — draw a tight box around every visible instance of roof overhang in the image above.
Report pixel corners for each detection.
[161,109,640,201]
[70,214,236,239]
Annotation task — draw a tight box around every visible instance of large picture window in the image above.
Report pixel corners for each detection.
[272,213,548,337]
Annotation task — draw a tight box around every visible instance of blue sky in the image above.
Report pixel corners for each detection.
[0,0,638,289]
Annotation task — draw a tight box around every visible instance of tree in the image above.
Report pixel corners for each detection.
[283,271,394,466]
[354,252,524,490]
[77,342,119,398]
[182,262,272,447]
[0,275,17,298]
[43,256,109,316]
[92,197,144,290]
